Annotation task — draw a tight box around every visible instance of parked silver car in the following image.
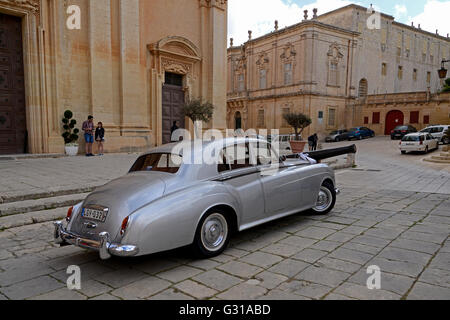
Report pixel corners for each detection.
[325,130,350,142]
[420,125,450,144]
[54,138,353,260]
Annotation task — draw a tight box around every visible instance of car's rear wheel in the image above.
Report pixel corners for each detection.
[401,151,406,154]
[424,146,429,154]
[192,209,231,258]
[358,135,363,140]
[335,137,340,142]
[310,181,336,215]
[443,137,450,145]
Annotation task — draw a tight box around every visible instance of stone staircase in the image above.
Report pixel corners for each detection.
[424,145,450,164]
[0,192,89,230]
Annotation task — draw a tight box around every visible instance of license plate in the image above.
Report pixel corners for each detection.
[82,207,108,222]
[406,143,414,145]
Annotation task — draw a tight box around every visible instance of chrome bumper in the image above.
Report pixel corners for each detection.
[53,221,139,260]
[335,188,341,195]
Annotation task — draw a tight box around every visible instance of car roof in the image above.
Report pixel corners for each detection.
[404,132,426,136]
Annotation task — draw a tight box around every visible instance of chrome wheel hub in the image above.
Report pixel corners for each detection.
[313,186,333,212]
[201,213,228,252]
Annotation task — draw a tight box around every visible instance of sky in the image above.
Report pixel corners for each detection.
[228,0,450,45]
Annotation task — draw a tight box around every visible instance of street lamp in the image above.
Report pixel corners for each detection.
[438,59,450,79]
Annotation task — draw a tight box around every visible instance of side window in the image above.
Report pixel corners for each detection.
[221,143,255,171]
[437,127,444,133]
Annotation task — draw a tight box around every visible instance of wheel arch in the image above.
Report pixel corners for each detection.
[199,203,239,234]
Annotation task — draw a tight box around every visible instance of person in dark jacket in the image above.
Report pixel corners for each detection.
[308,134,315,151]
[95,122,105,156]
[312,133,318,151]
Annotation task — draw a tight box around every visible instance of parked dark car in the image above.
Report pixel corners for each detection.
[390,125,417,140]
[325,129,350,142]
[347,127,375,140]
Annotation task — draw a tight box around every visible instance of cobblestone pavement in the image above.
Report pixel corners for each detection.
[0,137,449,300]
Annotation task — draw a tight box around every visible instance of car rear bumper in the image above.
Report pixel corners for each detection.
[399,145,426,152]
[53,221,139,260]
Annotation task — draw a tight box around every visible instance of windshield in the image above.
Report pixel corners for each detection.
[129,153,182,174]
[395,126,408,130]
[402,136,423,142]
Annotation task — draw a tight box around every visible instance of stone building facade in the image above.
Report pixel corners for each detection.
[227,4,450,137]
[0,0,228,155]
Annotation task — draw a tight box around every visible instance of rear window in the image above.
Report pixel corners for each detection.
[402,135,423,142]
[129,153,182,174]
[349,128,358,131]
[395,126,408,130]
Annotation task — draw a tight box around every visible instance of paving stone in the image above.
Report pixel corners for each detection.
[174,279,218,299]
[192,269,242,291]
[110,276,171,299]
[309,240,342,252]
[157,265,202,283]
[134,258,180,275]
[296,265,351,287]
[351,235,391,248]
[348,269,415,296]
[187,259,221,271]
[390,238,441,255]
[76,279,112,298]
[323,293,357,300]
[90,293,120,300]
[315,222,347,230]
[278,236,317,249]
[278,280,332,299]
[368,258,423,278]
[267,259,310,278]
[254,271,288,290]
[417,267,450,288]
[291,248,328,263]
[407,282,450,300]
[257,289,309,300]
[217,283,267,300]
[96,268,148,289]
[210,254,236,263]
[325,232,356,243]
[295,227,336,240]
[217,260,263,279]
[363,227,404,240]
[239,252,283,268]
[316,257,362,274]
[329,247,373,265]
[428,253,450,271]
[334,282,402,300]
[0,276,63,300]
[0,262,55,287]
[29,287,87,300]
[46,252,99,271]
[260,243,302,257]
[341,242,381,255]
[224,247,249,258]
[378,247,432,266]
[147,288,194,300]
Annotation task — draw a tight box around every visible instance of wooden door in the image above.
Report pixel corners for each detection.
[385,110,404,135]
[0,13,26,154]
[162,84,185,144]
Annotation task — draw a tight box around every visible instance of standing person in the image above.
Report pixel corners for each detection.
[95,122,105,156]
[82,115,94,157]
[170,121,179,142]
[312,133,319,151]
[308,134,315,152]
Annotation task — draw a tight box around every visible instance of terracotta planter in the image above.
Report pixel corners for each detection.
[289,141,307,153]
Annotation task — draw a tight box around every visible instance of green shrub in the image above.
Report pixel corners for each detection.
[61,110,79,145]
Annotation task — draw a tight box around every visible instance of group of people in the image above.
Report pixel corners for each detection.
[82,115,105,157]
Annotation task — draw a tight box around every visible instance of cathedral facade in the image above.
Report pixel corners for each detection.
[0,0,228,154]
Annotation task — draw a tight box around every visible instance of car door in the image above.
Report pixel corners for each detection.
[218,142,265,226]
[252,141,304,217]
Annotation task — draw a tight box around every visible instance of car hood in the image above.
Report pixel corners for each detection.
[69,171,175,241]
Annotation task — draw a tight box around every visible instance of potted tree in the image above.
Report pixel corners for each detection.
[283,112,312,153]
[183,98,214,139]
[61,110,80,156]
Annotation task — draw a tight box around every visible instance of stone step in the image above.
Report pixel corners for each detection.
[0,186,95,204]
[0,193,88,217]
[423,158,450,164]
[431,156,450,161]
[0,206,69,230]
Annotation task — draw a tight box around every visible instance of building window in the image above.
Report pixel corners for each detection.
[358,79,368,98]
[318,111,324,119]
[424,115,430,124]
[328,108,336,127]
[427,71,431,84]
[381,63,387,76]
[364,117,369,125]
[398,66,403,80]
[259,69,267,89]
[373,112,380,124]
[410,111,419,124]
[413,69,418,81]
[328,62,338,86]
[257,109,265,128]
[282,108,290,127]
[237,74,245,92]
[284,63,292,85]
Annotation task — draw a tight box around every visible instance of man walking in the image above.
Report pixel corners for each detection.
[82,115,94,157]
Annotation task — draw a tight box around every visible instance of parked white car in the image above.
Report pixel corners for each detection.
[268,134,299,152]
[399,133,439,154]
[420,125,450,144]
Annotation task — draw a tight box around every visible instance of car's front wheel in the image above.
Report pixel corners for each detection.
[192,209,231,258]
[310,181,336,215]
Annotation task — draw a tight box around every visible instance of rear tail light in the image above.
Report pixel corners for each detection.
[401,130,407,133]
[420,141,423,145]
[66,206,73,222]
[120,216,129,236]
[391,130,394,134]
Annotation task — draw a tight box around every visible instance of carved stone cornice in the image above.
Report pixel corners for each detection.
[0,0,40,13]
[199,0,227,10]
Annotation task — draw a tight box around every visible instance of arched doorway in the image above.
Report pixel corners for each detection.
[385,110,404,135]
[234,111,242,130]
[358,79,368,98]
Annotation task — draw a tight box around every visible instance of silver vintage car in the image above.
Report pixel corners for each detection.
[54,138,355,259]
